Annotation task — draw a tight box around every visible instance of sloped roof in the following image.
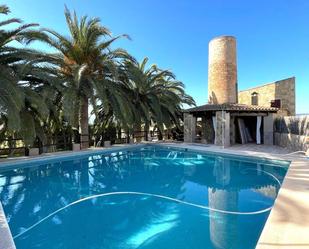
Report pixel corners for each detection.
[185,103,278,113]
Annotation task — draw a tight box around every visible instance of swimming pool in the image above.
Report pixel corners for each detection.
[0,145,289,249]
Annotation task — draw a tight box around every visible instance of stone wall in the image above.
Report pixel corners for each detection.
[201,116,215,144]
[238,77,295,115]
[215,111,230,147]
[183,113,196,143]
[264,114,274,145]
[274,115,309,152]
[274,133,308,152]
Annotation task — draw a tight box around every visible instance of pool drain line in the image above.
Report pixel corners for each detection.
[13,191,274,240]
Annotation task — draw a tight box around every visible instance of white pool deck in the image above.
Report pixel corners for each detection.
[0,142,308,249]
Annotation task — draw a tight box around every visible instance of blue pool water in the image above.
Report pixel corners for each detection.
[0,145,289,249]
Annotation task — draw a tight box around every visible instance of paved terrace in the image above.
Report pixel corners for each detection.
[0,142,308,249]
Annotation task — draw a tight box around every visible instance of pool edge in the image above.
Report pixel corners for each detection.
[0,202,16,249]
[157,143,309,249]
[0,144,144,249]
[0,144,145,170]
[255,158,309,249]
[1,142,308,249]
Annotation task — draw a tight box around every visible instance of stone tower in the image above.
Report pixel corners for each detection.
[208,36,238,104]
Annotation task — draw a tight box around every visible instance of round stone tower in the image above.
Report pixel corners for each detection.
[208,36,238,104]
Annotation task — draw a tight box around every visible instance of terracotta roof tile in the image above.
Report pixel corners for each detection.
[185,103,278,113]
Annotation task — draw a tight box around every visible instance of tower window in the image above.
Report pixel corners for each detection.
[251,92,258,105]
[271,99,281,108]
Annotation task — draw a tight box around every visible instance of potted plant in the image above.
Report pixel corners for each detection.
[27,137,42,156]
[72,143,80,151]
[103,125,116,147]
[29,147,39,156]
[72,129,80,151]
[104,140,111,147]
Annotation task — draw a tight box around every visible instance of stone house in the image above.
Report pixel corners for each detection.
[184,36,296,147]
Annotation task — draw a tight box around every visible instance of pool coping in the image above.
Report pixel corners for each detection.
[0,144,144,249]
[0,142,308,249]
[0,202,15,249]
[158,143,309,249]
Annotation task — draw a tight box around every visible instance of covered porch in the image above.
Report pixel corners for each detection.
[184,103,278,147]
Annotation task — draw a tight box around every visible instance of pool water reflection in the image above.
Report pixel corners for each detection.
[0,146,289,249]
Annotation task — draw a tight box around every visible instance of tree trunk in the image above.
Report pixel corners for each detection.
[126,129,130,144]
[79,96,89,149]
[8,136,13,157]
[117,127,122,142]
[144,121,149,141]
[158,129,163,140]
[134,122,142,143]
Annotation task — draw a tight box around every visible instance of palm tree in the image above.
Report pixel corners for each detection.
[123,57,195,140]
[0,4,57,147]
[35,7,130,149]
[0,4,34,131]
[19,65,66,147]
[0,5,195,151]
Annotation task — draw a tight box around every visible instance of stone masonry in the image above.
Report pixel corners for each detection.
[183,36,295,147]
[215,111,230,147]
[208,36,238,104]
[238,77,295,115]
[264,113,274,145]
[184,113,196,143]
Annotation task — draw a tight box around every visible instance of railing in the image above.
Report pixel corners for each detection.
[0,130,183,158]
[91,131,148,147]
[0,135,72,158]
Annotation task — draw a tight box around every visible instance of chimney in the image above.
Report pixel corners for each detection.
[208,36,238,104]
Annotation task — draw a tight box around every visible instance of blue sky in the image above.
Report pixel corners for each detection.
[5,0,309,114]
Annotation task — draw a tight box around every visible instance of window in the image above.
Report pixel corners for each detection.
[251,92,258,105]
[271,99,281,108]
